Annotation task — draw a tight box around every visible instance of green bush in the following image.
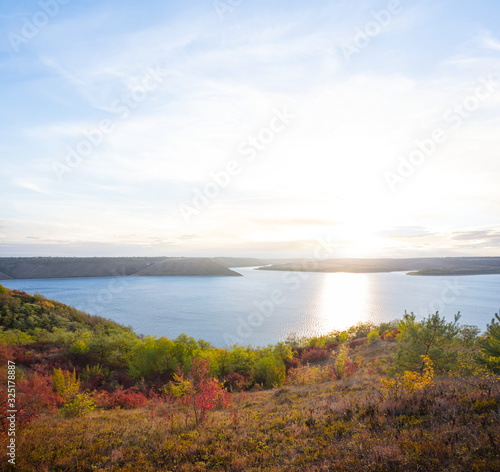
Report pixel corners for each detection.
[367,330,379,344]
[254,355,285,388]
[333,344,350,378]
[128,335,178,380]
[394,311,461,372]
[338,332,349,344]
[70,339,90,355]
[477,313,500,373]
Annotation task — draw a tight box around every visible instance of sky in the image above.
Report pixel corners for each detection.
[0,0,500,259]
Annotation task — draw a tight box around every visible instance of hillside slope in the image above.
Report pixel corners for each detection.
[132,257,242,276]
[0,257,241,279]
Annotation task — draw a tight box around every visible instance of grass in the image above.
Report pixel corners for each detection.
[7,340,500,471]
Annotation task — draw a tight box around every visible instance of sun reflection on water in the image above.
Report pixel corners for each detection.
[318,272,371,333]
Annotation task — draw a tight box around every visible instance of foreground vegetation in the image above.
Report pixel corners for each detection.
[0,285,499,471]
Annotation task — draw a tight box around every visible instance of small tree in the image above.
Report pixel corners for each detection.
[172,357,227,424]
[367,330,379,344]
[333,344,350,379]
[52,368,80,400]
[60,393,96,418]
[477,313,500,373]
[394,311,461,372]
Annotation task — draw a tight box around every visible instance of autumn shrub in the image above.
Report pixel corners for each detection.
[347,338,367,348]
[171,357,228,424]
[254,355,286,388]
[60,392,96,418]
[333,345,351,379]
[325,341,339,351]
[284,356,300,371]
[379,355,435,400]
[82,372,107,391]
[367,330,379,344]
[52,368,80,400]
[299,346,329,365]
[225,372,248,392]
[381,329,400,341]
[344,358,357,377]
[95,386,147,410]
[0,370,61,434]
[0,342,13,365]
[8,345,35,365]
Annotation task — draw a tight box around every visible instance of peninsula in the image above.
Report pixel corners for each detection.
[257,256,500,276]
[0,257,242,280]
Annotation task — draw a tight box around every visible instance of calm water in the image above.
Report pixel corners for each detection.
[1,267,499,347]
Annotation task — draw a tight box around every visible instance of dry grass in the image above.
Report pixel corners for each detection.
[7,340,500,472]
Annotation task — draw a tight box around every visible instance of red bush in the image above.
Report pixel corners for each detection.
[347,338,367,348]
[0,343,14,365]
[82,373,107,392]
[299,346,329,365]
[380,329,400,341]
[0,370,61,435]
[175,358,229,424]
[285,357,300,371]
[10,346,35,366]
[225,372,248,392]
[326,342,340,351]
[344,358,357,377]
[95,386,147,410]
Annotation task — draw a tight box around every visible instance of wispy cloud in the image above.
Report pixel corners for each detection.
[478,31,500,51]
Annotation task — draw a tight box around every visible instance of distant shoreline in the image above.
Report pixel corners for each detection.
[1,256,500,280]
[257,256,500,276]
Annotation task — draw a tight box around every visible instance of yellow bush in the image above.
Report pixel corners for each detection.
[333,344,350,379]
[53,368,80,400]
[367,330,379,344]
[380,355,435,399]
[165,374,192,398]
[60,393,95,418]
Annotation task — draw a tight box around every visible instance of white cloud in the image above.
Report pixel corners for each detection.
[1,1,500,256]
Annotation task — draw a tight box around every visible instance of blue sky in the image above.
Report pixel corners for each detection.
[1,0,500,258]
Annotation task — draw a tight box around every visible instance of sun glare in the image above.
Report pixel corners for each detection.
[318,272,370,333]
